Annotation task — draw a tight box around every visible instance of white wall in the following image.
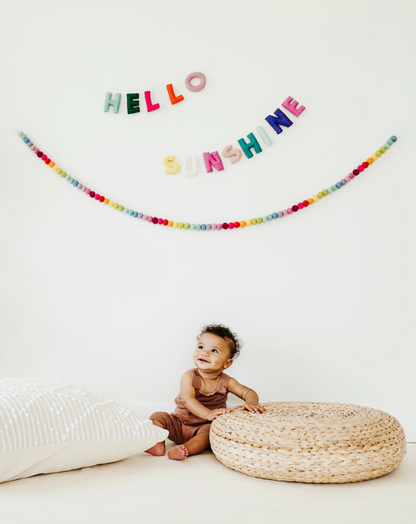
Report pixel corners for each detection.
[1,0,415,440]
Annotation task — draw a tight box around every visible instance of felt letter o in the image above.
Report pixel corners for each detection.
[185,72,206,92]
[222,145,242,164]
[163,156,180,174]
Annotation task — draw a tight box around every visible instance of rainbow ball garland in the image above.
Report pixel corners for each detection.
[18,131,397,231]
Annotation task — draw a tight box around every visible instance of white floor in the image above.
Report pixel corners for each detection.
[1,443,415,524]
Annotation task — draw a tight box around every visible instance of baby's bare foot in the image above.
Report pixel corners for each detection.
[145,442,166,456]
[168,445,189,460]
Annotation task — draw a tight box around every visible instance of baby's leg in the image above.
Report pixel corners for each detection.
[145,419,166,456]
[168,433,210,460]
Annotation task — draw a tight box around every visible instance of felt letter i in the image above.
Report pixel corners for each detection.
[145,91,160,112]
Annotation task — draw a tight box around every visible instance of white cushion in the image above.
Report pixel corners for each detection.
[0,378,169,483]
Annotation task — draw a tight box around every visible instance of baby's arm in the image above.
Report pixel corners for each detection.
[180,372,228,421]
[227,377,267,413]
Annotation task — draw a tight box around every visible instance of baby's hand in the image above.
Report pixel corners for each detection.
[241,403,267,414]
[207,409,229,421]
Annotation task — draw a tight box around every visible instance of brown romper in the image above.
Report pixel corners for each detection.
[150,368,230,447]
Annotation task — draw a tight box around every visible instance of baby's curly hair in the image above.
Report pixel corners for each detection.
[197,324,242,360]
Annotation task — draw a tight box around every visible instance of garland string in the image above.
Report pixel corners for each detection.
[18,132,397,231]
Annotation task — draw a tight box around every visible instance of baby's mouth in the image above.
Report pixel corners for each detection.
[198,358,210,363]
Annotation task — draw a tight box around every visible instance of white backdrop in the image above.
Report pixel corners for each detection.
[1,0,415,440]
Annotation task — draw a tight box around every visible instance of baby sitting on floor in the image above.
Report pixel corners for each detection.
[145,323,266,460]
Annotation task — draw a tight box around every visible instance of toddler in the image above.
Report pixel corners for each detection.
[145,324,266,460]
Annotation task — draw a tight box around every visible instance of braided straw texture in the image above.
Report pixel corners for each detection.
[210,402,406,483]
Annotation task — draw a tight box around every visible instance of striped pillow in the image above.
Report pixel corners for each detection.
[0,378,168,483]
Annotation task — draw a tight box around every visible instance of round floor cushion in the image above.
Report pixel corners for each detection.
[210,401,406,483]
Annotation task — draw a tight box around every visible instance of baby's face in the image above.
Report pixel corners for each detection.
[193,332,233,373]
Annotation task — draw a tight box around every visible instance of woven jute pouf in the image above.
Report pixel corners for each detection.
[210,402,406,483]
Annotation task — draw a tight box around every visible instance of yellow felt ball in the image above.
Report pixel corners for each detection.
[52,165,58,172]
[109,201,114,207]
[313,195,319,202]
[371,154,378,161]
[173,222,178,228]
[246,219,251,226]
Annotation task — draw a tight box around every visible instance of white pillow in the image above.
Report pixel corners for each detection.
[0,378,169,483]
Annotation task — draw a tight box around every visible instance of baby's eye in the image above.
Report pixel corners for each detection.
[211,349,218,353]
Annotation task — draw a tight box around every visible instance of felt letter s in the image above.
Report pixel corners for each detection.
[163,156,180,174]
[222,145,242,164]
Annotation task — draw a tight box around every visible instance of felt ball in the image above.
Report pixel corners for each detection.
[206,224,211,230]
[89,191,95,198]
[292,205,298,212]
[302,201,309,207]
[95,194,100,200]
[163,219,168,226]
[123,208,129,214]
[158,218,163,224]
[363,162,369,168]
[184,223,190,229]
[278,211,284,217]
[322,190,328,196]
[37,151,43,158]
[376,150,382,157]
[313,195,319,202]
[137,212,142,218]
[27,141,33,147]
[108,200,114,206]
[49,161,55,168]
[383,142,390,149]
[341,179,347,185]
[272,213,278,218]
[367,158,373,164]
[168,221,173,227]
[246,219,252,225]
[348,174,354,180]
[287,209,293,215]
[44,158,51,164]
[86,189,91,195]
[72,180,78,187]
[228,223,234,229]
[358,165,364,172]
[266,214,272,221]
[173,222,178,228]
[240,221,246,228]
[68,177,74,184]
[387,139,393,145]
[24,138,30,144]
[133,212,138,217]
[298,203,304,209]
[190,224,196,229]
[129,210,134,215]
[234,221,240,228]
[146,216,151,221]
[336,182,342,189]
[196,225,201,230]
[201,224,206,230]
[222,223,229,229]
[317,192,323,198]
[391,136,397,142]
[307,199,314,205]
[142,214,148,220]
[77,184,83,190]
[152,217,158,224]
[380,147,387,153]
[41,155,47,160]
[216,224,222,230]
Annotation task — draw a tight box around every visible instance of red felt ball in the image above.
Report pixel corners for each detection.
[234,221,240,228]
[163,219,168,226]
[44,158,51,164]
[37,151,43,158]
[152,217,158,224]
[302,200,309,207]
[99,196,105,202]
[89,191,95,198]
[222,222,229,229]
[353,169,360,175]
[362,162,369,168]
[292,205,299,212]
